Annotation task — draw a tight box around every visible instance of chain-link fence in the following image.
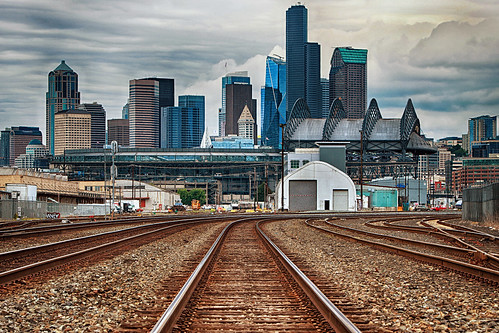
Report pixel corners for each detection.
[0,199,78,219]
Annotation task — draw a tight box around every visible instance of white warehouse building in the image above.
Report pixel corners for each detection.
[276,161,356,211]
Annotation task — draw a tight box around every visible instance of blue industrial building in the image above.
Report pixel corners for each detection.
[261,56,286,148]
[161,95,205,149]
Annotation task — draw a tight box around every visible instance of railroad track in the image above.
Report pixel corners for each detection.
[138,219,371,333]
[0,216,232,285]
[307,218,499,285]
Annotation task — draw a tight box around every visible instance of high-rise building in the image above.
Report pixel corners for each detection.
[261,56,286,148]
[129,78,174,148]
[161,95,205,148]
[122,100,129,119]
[0,127,42,166]
[78,102,106,148]
[15,139,49,169]
[225,83,257,144]
[238,105,255,141]
[305,42,321,118]
[108,119,129,147]
[329,47,368,119]
[286,4,321,118]
[320,78,329,118]
[46,60,81,155]
[469,115,497,143]
[54,109,91,155]
[220,72,250,136]
[286,4,307,117]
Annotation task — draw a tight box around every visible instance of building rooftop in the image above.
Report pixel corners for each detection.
[337,47,368,64]
[54,60,73,72]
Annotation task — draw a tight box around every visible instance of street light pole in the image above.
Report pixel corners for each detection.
[280,123,286,212]
[359,130,364,211]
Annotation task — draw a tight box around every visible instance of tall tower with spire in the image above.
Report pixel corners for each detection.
[46,60,80,155]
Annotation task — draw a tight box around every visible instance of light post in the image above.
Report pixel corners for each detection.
[111,141,118,217]
[280,123,286,212]
[359,130,364,211]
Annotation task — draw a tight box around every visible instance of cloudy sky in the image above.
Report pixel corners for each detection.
[0,0,498,141]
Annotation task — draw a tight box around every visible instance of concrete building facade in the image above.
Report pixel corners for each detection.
[54,109,91,155]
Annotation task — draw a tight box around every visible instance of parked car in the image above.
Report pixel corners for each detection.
[414,205,429,211]
[431,206,447,211]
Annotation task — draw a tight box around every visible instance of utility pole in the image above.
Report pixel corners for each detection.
[111,141,118,218]
[359,130,364,211]
[253,167,257,210]
[280,123,286,212]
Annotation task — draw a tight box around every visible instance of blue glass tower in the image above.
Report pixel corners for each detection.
[261,56,286,148]
[161,95,205,148]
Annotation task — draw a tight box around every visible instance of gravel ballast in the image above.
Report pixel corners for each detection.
[264,219,499,332]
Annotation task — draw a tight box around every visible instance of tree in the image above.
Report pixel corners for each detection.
[178,188,206,206]
[449,144,467,157]
[256,183,272,202]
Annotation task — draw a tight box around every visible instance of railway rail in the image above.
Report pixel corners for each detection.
[307,218,499,285]
[0,216,233,285]
[145,219,368,333]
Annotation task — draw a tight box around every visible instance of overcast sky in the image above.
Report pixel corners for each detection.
[0,0,498,141]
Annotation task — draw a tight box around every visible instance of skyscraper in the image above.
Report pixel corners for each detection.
[46,60,80,155]
[78,102,106,148]
[238,105,255,141]
[225,83,257,144]
[54,109,91,155]
[108,119,129,147]
[286,4,307,118]
[0,127,42,166]
[261,55,286,148]
[305,42,321,118]
[286,5,322,118]
[161,95,205,148]
[329,47,368,119]
[220,72,250,136]
[129,78,174,148]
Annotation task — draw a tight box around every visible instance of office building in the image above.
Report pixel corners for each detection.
[78,102,106,148]
[286,4,321,118]
[0,127,43,166]
[238,105,255,141]
[221,72,250,136]
[129,78,174,148]
[54,109,91,155]
[161,95,205,149]
[321,78,329,118]
[305,42,321,118]
[261,56,286,148]
[469,115,497,143]
[108,119,129,147]
[329,47,368,119]
[14,139,49,169]
[46,60,81,155]
[122,100,129,119]
[225,83,257,144]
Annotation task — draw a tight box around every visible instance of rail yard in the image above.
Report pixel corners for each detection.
[0,212,497,332]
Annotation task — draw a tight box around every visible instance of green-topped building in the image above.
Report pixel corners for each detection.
[46,60,81,155]
[329,47,368,119]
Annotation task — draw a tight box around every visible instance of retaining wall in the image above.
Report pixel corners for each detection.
[462,182,499,222]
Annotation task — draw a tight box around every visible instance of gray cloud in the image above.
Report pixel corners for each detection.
[0,0,497,140]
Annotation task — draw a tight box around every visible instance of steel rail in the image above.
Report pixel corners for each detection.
[306,220,499,284]
[0,219,215,285]
[256,221,361,333]
[0,216,226,263]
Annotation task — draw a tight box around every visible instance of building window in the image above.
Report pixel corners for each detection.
[291,160,300,169]
[302,160,309,166]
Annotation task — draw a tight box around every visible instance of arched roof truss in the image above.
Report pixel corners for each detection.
[322,98,347,140]
[400,99,421,143]
[284,98,311,140]
[361,98,382,142]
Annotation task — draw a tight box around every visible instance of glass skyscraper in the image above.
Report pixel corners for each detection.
[320,78,329,118]
[220,72,250,136]
[286,5,322,118]
[469,115,497,143]
[329,47,368,119]
[46,60,80,155]
[261,56,286,148]
[161,95,205,148]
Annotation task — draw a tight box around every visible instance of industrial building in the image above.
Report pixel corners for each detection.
[276,161,356,211]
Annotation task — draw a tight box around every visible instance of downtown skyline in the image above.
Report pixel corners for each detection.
[0,0,498,140]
